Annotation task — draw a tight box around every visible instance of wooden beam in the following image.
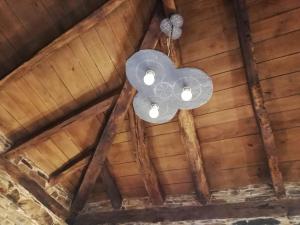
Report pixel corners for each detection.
[100,164,122,209]
[74,199,300,224]
[48,156,89,187]
[48,154,122,209]
[128,107,164,204]
[233,0,285,197]
[0,0,126,87]
[69,5,163,221]
[4,89,119,158]
[47,112,122,209]
[161,0,210,204]
[0,157,68,219]
[177,112,210,204]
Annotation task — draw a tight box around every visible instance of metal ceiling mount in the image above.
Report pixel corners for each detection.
[126,49,213,124]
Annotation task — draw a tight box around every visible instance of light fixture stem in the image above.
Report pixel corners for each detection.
[167,26,173,57]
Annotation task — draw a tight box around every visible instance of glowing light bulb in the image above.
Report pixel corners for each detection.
[144,70,156,86]
[149,104,159,118]
[181,87,193,101]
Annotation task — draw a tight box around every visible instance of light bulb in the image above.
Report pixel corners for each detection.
[170,14,184,28]
[144,70,156,86]
[149,104,159,118]
[171,27,182,40]
[181,87,193,101]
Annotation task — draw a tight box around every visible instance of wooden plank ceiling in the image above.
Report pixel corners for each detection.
[0,0,299,215]
[0,0,108,78]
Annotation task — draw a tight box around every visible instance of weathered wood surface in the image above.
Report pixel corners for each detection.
[74,199,300,224]
[100,164,122,209]
[67,0,300,198]
[1,0,299,202]
[178,111,210,204]
[0,157,68,219]
[0,0,126,87]
[128,106,164,204]
[4,89,119,157]
[69,5,163,220]
[48,156,89,187]
[161,0,210,204]
[233,0,285,197]
[49,157,122,209]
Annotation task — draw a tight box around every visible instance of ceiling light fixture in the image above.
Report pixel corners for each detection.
[126,50,213,124]
[160,14,184,40]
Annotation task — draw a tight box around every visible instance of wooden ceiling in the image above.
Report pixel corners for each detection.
[0,0,299,224]
[0,0,108,79]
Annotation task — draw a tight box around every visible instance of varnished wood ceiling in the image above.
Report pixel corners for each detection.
[0,0,108,79]
[0,0,299,223]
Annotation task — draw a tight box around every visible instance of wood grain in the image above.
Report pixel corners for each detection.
[128,107,164,204]
[161,0,210,204]
[74,199,300,224]
[0,0,126,87]
[4,89,119,157]
[178,111,210,203]
[69,5,162,221]
[233,0,285,197]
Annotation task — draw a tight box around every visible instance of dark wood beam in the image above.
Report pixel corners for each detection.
[4,89,119,158]
[233,0,285,197]
[48,156,122,209]
[74,199,300,224]
[0,0,126,87]
[47,112,122,209]
[0,157,68,219]
[100,164,122,209]
[48,156,89,187]
[177,112,210,204]
[128,106,164,204]
[161,0,210,204]
[69,5,163,221]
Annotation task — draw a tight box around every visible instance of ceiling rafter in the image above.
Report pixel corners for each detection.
[161,0,210,204]
[98,164,122,209]
[0,0,130,221]
[74,198,300,225]
[0,0,127,87]
[4,89,119,158]
[233,0,285,197]
[2,88,121,211]
[48,155,89,187]
[128,106,164,205]
[68,4,163,222]
[48,151,122,209]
